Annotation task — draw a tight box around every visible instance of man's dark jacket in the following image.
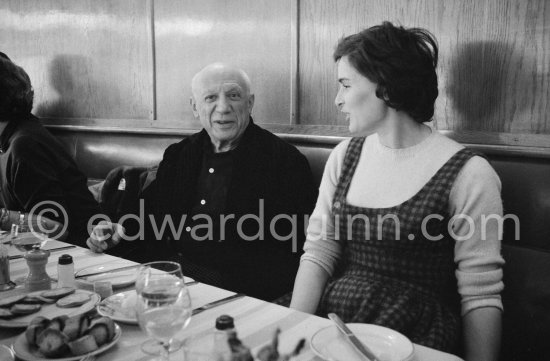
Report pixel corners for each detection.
[143,120,318,301]
[0,114,100,245]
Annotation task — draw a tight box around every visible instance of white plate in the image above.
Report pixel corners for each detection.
[0,289,101,329]
[13,323,121,361]
[97,290,137,324]
[96,279,197,324]
[310,323,415,361]
[75,262,137,289]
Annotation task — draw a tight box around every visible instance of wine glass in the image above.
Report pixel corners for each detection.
[135,261,192,361]
[10,232,48,252]
[9,223,49,285]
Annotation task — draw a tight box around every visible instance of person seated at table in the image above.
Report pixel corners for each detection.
[289,22,504,361]
[87,63,318,302]
[0,52,100,243]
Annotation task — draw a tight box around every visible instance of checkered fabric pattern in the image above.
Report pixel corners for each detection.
[318,137,477,354]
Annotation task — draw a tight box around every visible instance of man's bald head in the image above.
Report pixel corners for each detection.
[190,63,255,153]
[191,63,252,99]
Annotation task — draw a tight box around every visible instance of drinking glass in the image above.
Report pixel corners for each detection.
[10,231,48,252]
[135,261,192,361]
[9,224,49,285]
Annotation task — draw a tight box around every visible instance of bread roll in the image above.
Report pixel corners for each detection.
[62,314,82,341]
[68,334,99,356]
[86,323,109,346]
[90,316,116,341]
[37,328,69,357]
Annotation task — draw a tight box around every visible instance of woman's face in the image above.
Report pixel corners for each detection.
[334,56,389,135]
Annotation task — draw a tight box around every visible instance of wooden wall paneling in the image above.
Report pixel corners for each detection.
[290,0,299,125]
[438,0,550,135]
[298,0,550,141]
[0,0,154,120]
[154,0,293,126]
[298,0,442,128]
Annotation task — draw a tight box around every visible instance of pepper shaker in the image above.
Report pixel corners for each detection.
[24,249,51,292]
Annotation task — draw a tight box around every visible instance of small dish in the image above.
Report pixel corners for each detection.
[75,262,136,289]
[12,323,121,361]
[0,289,101,329]
[310,323,415,361]
[97,290,137,324]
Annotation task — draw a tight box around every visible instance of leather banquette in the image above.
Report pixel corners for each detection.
[48,125,550,361]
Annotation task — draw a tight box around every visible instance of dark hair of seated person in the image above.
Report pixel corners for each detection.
[333,21,439,124]
[0,54,35,120]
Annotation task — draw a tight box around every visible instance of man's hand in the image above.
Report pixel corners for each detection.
[0,209,68,241]
[86,221,125,253]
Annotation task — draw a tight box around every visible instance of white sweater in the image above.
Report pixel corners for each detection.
[301,130,505,315]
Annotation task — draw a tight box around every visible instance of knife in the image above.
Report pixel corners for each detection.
[192,293,245,316]
[8,245,76,260]
[328,313,380,361]
[75,264,141,279]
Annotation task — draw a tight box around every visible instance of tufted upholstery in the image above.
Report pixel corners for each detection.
[48,126,550,361]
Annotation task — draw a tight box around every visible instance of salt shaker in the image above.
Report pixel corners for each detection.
[0,244,15,291]
[57,254,75,288]
[214,315,235,361]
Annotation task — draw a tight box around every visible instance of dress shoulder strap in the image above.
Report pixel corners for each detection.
[333,137,365,204]
[425,147,481,202]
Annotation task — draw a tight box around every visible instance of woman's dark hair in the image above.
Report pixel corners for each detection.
[0,53,34,118]
[334,21,438,123]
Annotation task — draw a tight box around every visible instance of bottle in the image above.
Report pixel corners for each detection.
[57,254,75,288]
[214,315,235,361]
[0,244,15,291]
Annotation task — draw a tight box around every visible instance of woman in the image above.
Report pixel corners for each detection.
[0,52,100,243]
[290,22,503,360]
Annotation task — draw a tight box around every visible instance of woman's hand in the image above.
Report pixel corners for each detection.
[86,221,125,253]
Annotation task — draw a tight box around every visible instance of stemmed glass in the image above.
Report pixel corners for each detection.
[135,261,192,361]
[10,230,48,252]
[9,223,49,285]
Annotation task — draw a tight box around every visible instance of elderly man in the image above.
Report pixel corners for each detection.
[88,63,317,301]
[0,52,100,243]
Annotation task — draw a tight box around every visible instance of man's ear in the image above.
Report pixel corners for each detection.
[248,93,255,113]
[190,96,199,117]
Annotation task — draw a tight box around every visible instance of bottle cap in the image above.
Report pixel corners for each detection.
[215,315,234,330]
[58,254,73,265]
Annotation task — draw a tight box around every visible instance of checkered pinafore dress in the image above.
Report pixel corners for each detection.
[318,137,477,354]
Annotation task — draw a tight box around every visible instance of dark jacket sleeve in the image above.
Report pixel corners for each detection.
[9,136,70,217]
[8,136,100,246]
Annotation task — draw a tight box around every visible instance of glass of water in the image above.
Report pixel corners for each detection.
[135,261,192,361]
